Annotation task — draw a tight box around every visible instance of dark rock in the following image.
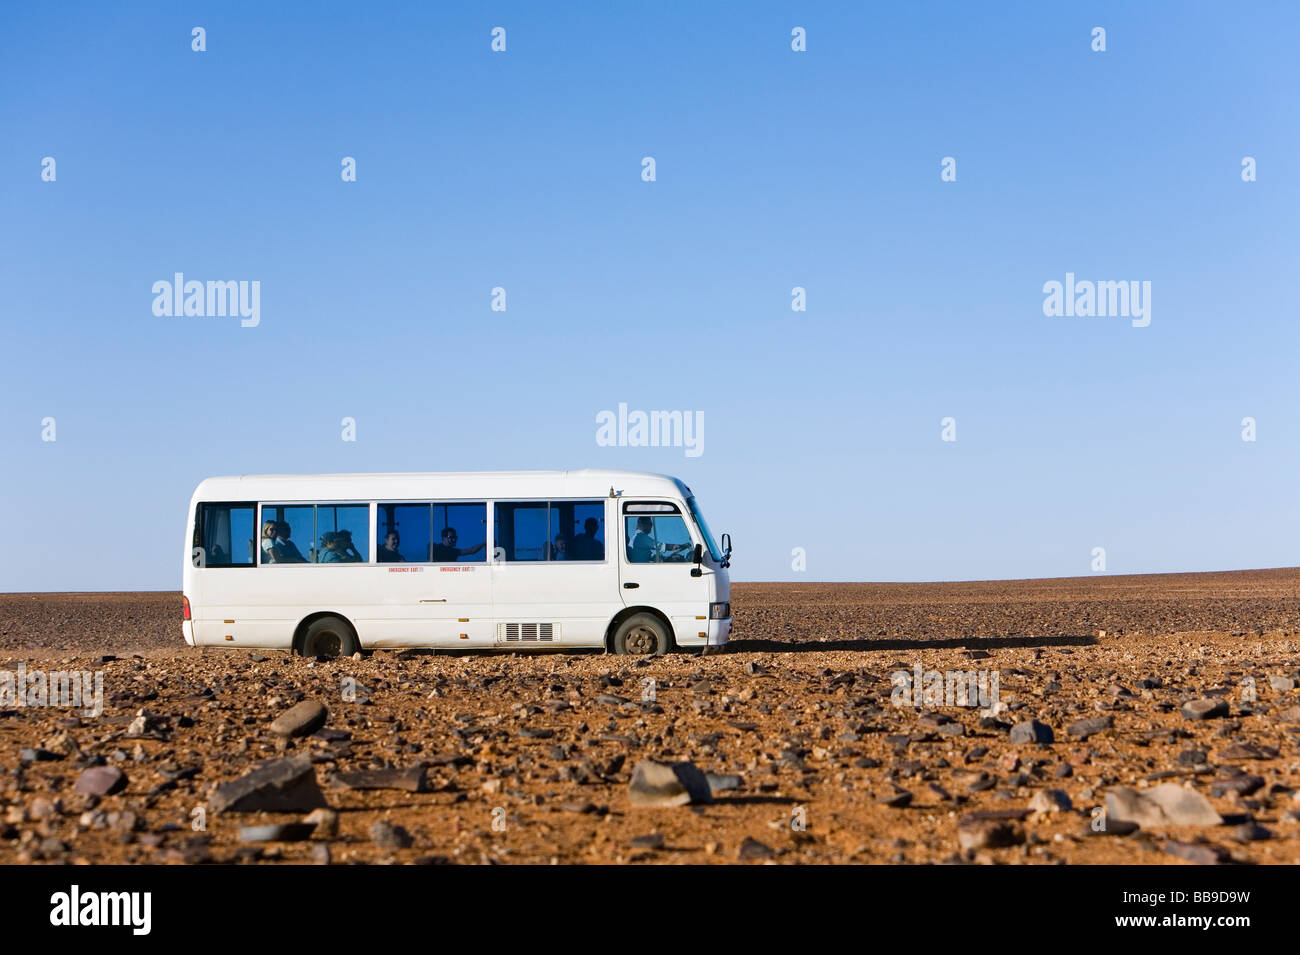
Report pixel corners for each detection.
[1210,774,1265,798]
[1182,699,1229,720]
[1009,720,1054,745]
[333,766,428,793]
[209,755,328,814]
[737,837,776,860]
[1066,716,1113,740]
[1232,822,1271,842]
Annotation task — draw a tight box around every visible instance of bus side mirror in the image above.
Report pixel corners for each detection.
[691,543,703,576]
[720,533,732,568]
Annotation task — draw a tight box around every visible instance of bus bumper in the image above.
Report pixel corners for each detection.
[182,621,196,647]
[701,617,731,654]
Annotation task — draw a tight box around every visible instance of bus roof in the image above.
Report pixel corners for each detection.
[191,469,692,503]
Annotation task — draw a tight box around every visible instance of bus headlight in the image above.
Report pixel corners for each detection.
[709,601,731,620]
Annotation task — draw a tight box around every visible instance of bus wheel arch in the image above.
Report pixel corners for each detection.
[606,607,675,656]
[293,612,360,658]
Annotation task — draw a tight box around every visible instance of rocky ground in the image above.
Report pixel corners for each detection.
[1,569,1299,864]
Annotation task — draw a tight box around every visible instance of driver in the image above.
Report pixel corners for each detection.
[628,516,690,563]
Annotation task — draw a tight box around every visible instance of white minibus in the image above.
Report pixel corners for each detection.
[182,470,732,657]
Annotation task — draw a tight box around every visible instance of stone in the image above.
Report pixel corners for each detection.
[1218,742,1265,760]
[369,820,413,849]
[269,700,327,738]
[1029,789,1073,813]
[1182,699,1229,720]
[1232,822,1271,842]
[705,772,743,794]
[333,766,427,793]
[1164,841,1228,864]
[1066,715,1113,740]
[20,748,61,764]
[876,788,913,808]
[737,837,775,860]
[629,833,665,850]
[209,755,328,814]
[304,808,339,838]
[1009,720,1054,745]
[1268,676,1296,693]
[1105,784,1222,827]
[73,766,126,797]
[1084,817,1140,837]
[1210,775,1264,798]
[957,819,1024,850]
[628,760,714,808]
[239,823,317,842]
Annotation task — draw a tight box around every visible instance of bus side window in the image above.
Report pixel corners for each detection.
[198,503,255,567]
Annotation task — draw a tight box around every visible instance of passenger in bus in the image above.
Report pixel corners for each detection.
[319,530,362,562]
[265,521,308,563]
[548,533,570,560]
[260,520,279,563]
[377,531,404,563]
[572,518,604,560]
[428,527,486,562]
[336,529,363,562]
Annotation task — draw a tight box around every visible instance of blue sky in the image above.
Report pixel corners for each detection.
[2,1,1298,590]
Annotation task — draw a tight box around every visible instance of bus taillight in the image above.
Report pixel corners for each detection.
[182,595,192,620]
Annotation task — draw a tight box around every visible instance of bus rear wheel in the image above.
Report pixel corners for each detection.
[613,613,672,656]
[299,615,359,658]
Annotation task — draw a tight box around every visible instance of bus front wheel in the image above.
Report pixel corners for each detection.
[613,613,672,656]
[299,615,359,658]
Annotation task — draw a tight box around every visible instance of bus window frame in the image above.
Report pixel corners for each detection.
[491,497,610,565]
[194,501,258,569]
[256,501,372,566]
[374,499,491,566]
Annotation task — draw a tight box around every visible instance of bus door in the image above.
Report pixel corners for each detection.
[618,500,711,644]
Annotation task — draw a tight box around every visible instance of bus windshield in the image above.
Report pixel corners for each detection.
[686,496,722,562]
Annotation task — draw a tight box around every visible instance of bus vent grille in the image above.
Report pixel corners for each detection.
[500,622,556,642]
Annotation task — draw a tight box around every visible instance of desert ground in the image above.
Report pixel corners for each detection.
[2,569,1299,864]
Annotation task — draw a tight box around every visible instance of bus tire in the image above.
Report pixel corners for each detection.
[299,615,359,659]
[612,613,672,657]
